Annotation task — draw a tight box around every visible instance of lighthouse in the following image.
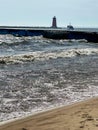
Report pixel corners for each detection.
[52,16,57,28]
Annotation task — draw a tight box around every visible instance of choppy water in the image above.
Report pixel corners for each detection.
[0,33,98,122]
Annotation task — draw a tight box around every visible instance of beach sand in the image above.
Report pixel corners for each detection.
[0,97,98,130]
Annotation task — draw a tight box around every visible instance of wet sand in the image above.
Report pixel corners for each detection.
[0,97,98,130]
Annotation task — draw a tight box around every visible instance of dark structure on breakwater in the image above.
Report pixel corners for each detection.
[0,27,98,43]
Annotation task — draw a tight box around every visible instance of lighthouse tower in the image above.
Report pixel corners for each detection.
[52,16,57,28]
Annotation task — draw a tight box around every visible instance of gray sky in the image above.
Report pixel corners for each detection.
[0,0,98,27]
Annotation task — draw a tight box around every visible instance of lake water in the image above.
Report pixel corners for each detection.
[0,28,98,122]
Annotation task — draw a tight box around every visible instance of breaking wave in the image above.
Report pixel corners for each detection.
[0,34,88,45]
[0,34,98,64]
[0,35,44,45]
[0,48,98,64]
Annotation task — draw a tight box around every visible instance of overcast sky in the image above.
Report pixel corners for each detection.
[0,0,98,27]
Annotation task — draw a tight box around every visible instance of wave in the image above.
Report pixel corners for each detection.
[0,34,88,46]
[0,35,44,45]
[0,48,98,64]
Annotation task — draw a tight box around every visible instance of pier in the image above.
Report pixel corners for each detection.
[0,27,98,43]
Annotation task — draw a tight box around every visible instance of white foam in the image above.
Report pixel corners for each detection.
[0,48,98,64]
[1,84,98,123]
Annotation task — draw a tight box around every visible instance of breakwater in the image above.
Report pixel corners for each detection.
[44,30,98,43]
[0,27,98,43]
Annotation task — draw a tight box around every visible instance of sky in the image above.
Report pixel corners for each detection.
[0,0,98,27]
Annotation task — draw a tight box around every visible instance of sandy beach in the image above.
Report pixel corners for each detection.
[0,97,98,130]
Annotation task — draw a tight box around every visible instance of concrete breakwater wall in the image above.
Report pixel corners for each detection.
[0,27,98,43]
[0,28,44,36]
[44,30,98,43]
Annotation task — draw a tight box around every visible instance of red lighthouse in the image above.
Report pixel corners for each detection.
[52,16,57,28]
